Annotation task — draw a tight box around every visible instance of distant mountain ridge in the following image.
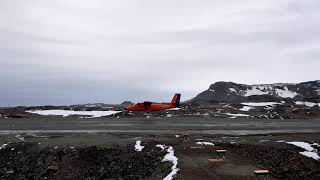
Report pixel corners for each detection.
[193,80,320,103]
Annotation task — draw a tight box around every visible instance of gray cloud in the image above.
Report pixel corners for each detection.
[0,0,320,106]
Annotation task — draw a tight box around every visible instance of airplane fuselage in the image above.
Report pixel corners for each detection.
[126,103,175,112]
[126,94,181,112]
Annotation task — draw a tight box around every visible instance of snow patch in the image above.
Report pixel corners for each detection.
[275,87,297,98]
[295,101,320,107]
[0,143,9,150]
[209,89,215,92]
[241,102,280,107]
[286,141,320,160]
[287,142,314,151]
[239,106,252,111]
[27,110,121,118]
[299,151,320,160]
[135,140,144,152]
[244,86,268,97]
[156,145,179,180]
[162,146,179,180]
[195,142,215,146]
[224,113,250,118]
[229,88,237,93]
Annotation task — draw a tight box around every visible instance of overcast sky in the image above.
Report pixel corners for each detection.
[1,0,319,106]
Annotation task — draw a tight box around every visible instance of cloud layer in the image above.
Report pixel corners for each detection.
[1,0,319,106]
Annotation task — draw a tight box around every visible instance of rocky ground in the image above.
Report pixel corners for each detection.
[218,143,320,180]
[0,141,171,180]
[1,132,320,180]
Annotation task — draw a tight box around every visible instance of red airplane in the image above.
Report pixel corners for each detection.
[126,94,181,112]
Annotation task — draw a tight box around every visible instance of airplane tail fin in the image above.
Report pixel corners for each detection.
[170,93,181,108]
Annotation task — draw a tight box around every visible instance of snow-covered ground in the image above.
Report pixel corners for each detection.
[26,110,121,118]
[295,101,320,107]
[224,113,250,118]
[134,140,144,152]
[286,141,320,160]
[239,106,252,111]
[275,87,297,98]
[195,141,215,146]
[243,85,297,98]
[244,86,269,96]
[241,102,280,107]
[156,144,179,180]
[229,88,237,93]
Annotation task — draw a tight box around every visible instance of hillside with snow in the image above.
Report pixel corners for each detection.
[193,80,320,104]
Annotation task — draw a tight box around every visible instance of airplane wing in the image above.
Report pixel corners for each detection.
[143,101,152,107]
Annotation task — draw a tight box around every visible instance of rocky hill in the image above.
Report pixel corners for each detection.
[193,80,320,104]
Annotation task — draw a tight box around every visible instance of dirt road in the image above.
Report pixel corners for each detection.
[1,117,320,135]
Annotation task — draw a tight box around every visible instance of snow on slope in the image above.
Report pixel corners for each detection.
[26,110,121,118]
[286,141,320,160]
[295,101,320,107]
[224,113,250,118]
[244,85,297,98]
[229,88,237,93]
[156,145,179,180]
[241,102,280,106]
[275,86,297,98]
[244,86,269,96]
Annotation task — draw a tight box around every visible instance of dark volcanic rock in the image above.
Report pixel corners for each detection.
[220,143,320,180]
[0,142,170,180]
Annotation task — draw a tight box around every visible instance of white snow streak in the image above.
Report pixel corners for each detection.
[0,143,8,150]
[224,113,250,118]
[229,88,237,93]
[156,144,179,180]
[27,110,121,118]
[134,140,144,152]
[195,142,215,146]
[286,141,320,160]
[287,142,314,151]
[299,151,320,160]
[295,101,320,107]
[241,102,280,106]
[162,146,179,180]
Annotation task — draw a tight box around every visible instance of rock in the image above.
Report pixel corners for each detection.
[47,165,59,172]
[6,170,14,174]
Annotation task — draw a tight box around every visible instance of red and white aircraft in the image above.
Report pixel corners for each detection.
[126,94,181,112]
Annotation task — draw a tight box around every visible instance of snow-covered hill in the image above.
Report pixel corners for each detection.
[193,80,320,103]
